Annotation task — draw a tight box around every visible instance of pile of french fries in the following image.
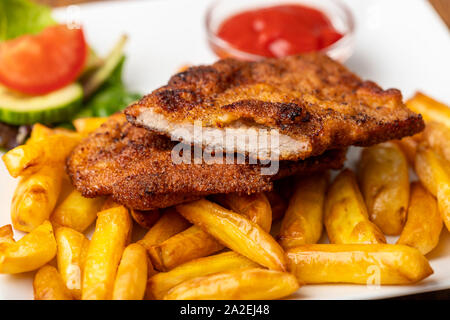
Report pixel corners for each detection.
[0,92,449,300]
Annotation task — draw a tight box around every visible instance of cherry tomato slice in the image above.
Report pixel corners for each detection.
[0,24,87,95]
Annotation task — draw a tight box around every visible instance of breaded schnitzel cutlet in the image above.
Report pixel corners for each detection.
[67,114,346,210]
[125,53,424,161]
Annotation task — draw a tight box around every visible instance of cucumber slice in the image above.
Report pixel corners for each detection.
[82,34,128,98]
[0,83,83,125]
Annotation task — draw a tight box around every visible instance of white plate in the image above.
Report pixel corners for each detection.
[0,0,449,300]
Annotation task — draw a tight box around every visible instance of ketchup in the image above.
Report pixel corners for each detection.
[216,4,343,58]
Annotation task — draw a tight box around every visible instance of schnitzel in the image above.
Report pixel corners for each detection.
[66,113,346,210]
[67,114,346,210]
[125,53,424,161]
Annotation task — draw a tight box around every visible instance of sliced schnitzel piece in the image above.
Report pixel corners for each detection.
[66,113,346,210]
[125,53,424,161]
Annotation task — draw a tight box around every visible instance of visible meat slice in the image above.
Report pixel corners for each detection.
[125,53,424,161]
[66,113,346,210]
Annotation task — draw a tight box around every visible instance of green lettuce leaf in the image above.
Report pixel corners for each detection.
[74,56,141,118]
[0,0,56,41]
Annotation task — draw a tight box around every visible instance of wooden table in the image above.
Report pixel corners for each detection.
[36,0,450,300]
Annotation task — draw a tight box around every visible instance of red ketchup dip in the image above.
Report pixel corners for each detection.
[216,4,343,58]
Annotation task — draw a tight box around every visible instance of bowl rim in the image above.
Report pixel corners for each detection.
[205,0,356,60]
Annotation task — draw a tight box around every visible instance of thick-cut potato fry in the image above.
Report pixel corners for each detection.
[55,227,90,299]
[0,220,56,274]
[147,251,259,300]
[112,243,148,300]
[286,244,433,285]
[397,182,442,255]
[33,265,73,300]
[358,142,409,235]
[11,165,64,232]
[148,225,224,271]
[265,190,287,221]
[73,117,107,135]
[82,206,131,300]
[0,225,14,246]
[394,136,420,165]
[324,169,386,244]
[138,207,190,251]
[176,199,287,271]
[423,121,450,162]
[218,193,272,232]
[279,172,328,249]
[2,144,44,178]
[2,132,81,178]
[29,123,54,142]
[130,208,160,229]
[415,145,450,231]
[164,268,299,300]
[3,123,54,178]
[51,189,105,232]
[406,92,450,127]
[415,145,448,195]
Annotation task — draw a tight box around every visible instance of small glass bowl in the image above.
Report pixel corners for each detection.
[205,0,355,62]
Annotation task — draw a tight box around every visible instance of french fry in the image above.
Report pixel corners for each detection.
[2,144,44,178]
[29,123,54,142]
[73,117,107,135]
[0,220,56,274]
[163,268,299,300]
[422,121,450,162]
[176,199,287,271]
[33,265,73,300]
[130,208,160,229]
[0,225,14,246]
[394,136,421,165]
[415,144,448,195]
[279,172,328,249]
[2,132,81,178]
[82,206,131,300]
[146,251,259,300]
[55,227,90,299]
[51,189,105,232]
[218,193,272,232]
[138,207,190,251]
[415,144,450,231]
[324,169,386,244]
[112,243,148,300]
[286,244,433,285]
[358,142,409,235]
[3,123,54,178]
[406,92,450,127]
[397,182,442,255]
[148,225,224,271]
[265,190,287,221]
[11,165,64,232]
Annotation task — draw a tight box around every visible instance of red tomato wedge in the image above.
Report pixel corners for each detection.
[0,24,87,95]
